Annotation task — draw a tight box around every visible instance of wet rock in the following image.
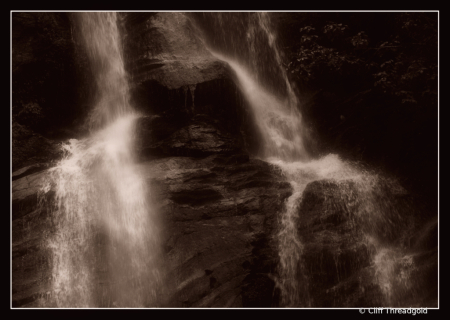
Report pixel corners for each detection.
[297,178,437,308]
[135,114,243,160]
[12,123,63,172]
[121,12,228,90]
[137,155,291,307]
[12,157,436,308]
[121,11,231,117]
[12,12,93,133]
[241,274,277,307]
[322,266,384,307]
[12,163,51,181]
[12,168,55,307]
[297,179,372,307]
[12,168,54,221]
[15,102,45,131]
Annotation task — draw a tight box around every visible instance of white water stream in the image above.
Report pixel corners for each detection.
[39,12,162,307]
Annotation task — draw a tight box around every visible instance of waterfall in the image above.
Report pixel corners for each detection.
[39,12,162,307]
[27,12,428,308]
[78,12,131,129]
[191,12,313,306]
[191,12,418,308]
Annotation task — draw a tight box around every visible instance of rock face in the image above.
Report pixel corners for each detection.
[12,169,54,307]
[140,154,291,307]
[11,153,292,308]
[297,180,376,307]
[121,12,227,90]
[12,160,437,308]
[117,18,299,303]
[135,113,244,160]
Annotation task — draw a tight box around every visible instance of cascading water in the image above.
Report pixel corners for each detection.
[191,12,315,307]
[78,12,130,130]
[207,50,311,306]
[191,12,421,307]
[39,12,162,307]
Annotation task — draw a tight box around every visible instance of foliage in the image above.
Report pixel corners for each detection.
[283,12,437,105]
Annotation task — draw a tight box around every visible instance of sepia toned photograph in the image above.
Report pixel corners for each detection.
[11,11,438,309]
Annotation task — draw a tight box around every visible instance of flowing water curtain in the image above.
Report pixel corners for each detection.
[193,13,308,162]
[190,12,310,306]
[92,116,163,307]
[194,12,289,99]
[275,176,309,307]
[39,12,162,308]
[77,12,131,130]
[212,14,311,305]
[217,56,307,162]
[248,13,308,161]
[247,13,291,99]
